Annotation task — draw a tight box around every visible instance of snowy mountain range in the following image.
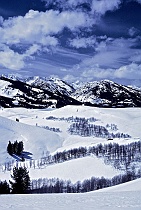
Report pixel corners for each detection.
[0,75,141,109]
[0,76,81,108]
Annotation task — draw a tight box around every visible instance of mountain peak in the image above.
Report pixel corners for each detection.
[72,79,141,107]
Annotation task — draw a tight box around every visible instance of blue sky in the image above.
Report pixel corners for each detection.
[0,0,141,86]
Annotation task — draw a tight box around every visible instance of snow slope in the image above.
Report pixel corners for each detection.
[1,105,140,152]
[0,105,141,187]
[94,178,141,193]
[0,179,141,210]
[0,115,62,163]
[29,156,120,183]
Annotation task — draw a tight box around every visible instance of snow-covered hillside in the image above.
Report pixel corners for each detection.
[29,156,120,183]
[0,115,62,162]
[0,155,120,183]
[1,105,140,150]
[0,105,141,185]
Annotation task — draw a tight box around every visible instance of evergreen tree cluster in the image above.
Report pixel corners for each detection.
[10,166,30,194]
[7,140,24,156]
[0,166,30,194]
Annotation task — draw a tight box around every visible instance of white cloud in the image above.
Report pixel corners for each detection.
[81,65,114,80]
[75,63,141,82]
[129,51,141,63]
[0,9,92,70]
[0,10,89,46]
[63,74,77,83]
[115,63,141,79]
[0,0,140,76]
[25,44,41,56]
[43,0,122,15]
[58,34,141,84]
[0,46,25,70]
[135,0,141,4]
[69,36,97,48]
[91,0,121,15]
[72,37,138,70]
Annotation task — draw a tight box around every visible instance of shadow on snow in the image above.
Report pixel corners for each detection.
[12,151,33,162]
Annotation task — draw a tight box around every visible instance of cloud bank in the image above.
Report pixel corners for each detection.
[0,0,140,86]
[63,63,141,85]
[0,9,92,70]
[43,0,121,15]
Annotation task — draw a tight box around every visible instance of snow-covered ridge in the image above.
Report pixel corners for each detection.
[27,76,75,96]
[0,75,141,109]
[0,75,81,109]
[72,79,141,107]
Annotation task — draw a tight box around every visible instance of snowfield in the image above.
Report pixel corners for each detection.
[0,105,141,152]
[0,179,141,210]
[0,115,62,162]
[0,106,141,194]
[0,105,141,183]
[29,156,120,183]
[0,155,121,183]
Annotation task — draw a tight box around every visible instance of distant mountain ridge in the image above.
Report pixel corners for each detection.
[0,75,141,108]
[72,80,141,107]
[0,76,81,108]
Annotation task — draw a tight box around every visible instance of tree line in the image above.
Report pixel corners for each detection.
[46,116,97,123]
[1,159,141,195]
[1,141,141,194]
[37,141,141,173]
[68,121,131,138]
[30,170,140,194]
[4,141,141,173]
[1,164,140,194]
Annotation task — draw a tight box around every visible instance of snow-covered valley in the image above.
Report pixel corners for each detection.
[0,101,141,209]
[0,105,141,183]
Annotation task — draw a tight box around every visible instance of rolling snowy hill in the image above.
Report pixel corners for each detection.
[0,115,62,163]
[0,105,141,187]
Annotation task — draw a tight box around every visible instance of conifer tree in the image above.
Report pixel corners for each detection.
[7,141,13,155]
[13,140,18,154]
[0,181,10,194]
[10,166,30,194]
[17,141,24,155]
